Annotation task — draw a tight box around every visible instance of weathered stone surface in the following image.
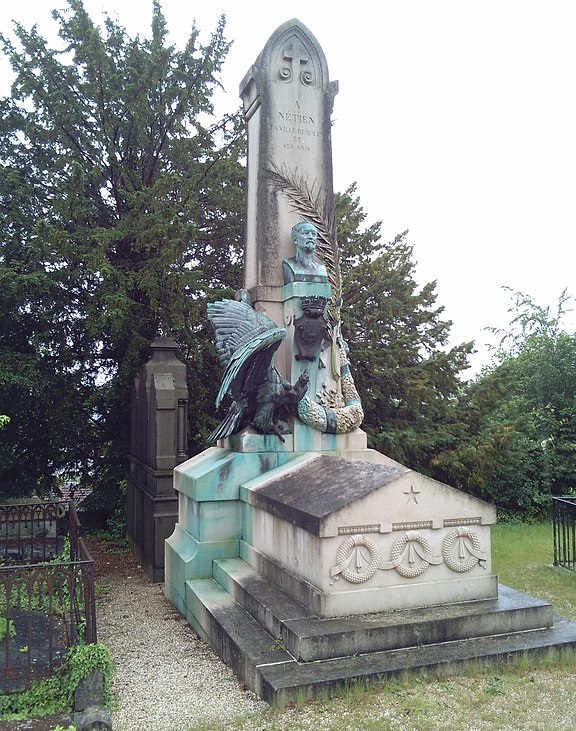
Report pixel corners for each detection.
[128,337,189,582]
[164,18,572,702]
[75,705,112,731]
[187,565,576,706]
[240,19,338,302]
[74,668,105,711]
[213,560,550,661]
[239,452,497,616]
[248,455,409,533]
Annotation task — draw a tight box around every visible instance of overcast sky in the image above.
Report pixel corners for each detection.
[2,1,575,375]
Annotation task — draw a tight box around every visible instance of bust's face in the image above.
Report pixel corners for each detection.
[293,223,318,253]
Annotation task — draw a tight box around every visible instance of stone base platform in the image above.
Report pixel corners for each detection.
[184,557,576,705]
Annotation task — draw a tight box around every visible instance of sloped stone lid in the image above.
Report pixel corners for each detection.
[250,455,409,534]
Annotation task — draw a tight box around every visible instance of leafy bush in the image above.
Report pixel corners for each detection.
[0,643,115,719]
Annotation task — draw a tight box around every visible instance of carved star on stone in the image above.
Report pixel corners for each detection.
[403,485,420,504]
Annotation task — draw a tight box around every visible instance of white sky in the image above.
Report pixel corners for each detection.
[1,1,575,375]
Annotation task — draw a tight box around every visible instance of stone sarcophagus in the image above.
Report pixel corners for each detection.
[241,454,497,618]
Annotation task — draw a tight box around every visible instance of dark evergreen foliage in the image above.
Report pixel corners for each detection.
[0,1,244,504]
[336,184,474,473]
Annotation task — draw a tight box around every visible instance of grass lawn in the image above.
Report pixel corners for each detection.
[492,521,576,620]
[185,522,576,731]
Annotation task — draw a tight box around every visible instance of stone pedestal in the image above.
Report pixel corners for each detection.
[165,435,576,704]
[166,440,497,619]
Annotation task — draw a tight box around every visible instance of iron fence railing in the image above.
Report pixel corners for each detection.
[0,500,96,693]
[552,496,576,572]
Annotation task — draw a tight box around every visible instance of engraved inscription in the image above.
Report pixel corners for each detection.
[270,108,323,154]
[260,241,280,281]
[278,112,315,124]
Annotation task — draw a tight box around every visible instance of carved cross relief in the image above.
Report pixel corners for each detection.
[280,38,314,85]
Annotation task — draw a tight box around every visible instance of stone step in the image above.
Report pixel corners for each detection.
[186,573,576,706]
[212,556,314,640]
[185,577,295,695]
[259,617,576,706]
[213,557,555,661]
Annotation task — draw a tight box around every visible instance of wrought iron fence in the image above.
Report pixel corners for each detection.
[0,500,96,694]
[552,496,576,572]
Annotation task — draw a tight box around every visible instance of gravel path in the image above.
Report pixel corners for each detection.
[97,571,267,731]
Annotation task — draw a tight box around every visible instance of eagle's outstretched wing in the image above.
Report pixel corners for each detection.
[207,299,287,440]
[208,299,283,365]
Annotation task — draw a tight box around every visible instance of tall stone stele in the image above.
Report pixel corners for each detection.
[235,18,363,449]
[241,18,337,325]
[163,20,573,704]
[165,10,495,626]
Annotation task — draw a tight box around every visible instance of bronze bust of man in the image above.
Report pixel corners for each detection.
[282,221,328,284]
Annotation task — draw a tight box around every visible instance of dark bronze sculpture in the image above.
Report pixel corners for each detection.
[282,221,329,284]
[207,299,309,442]
[293,295,329,362]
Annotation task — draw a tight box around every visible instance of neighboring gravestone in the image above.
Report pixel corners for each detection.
[74,668,104,711]
[127,337,189,581]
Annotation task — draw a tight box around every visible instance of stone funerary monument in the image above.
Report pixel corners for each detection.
[165,20,576,703]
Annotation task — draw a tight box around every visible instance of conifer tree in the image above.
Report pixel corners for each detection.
[337,184,473,472]
[0,1,244,502]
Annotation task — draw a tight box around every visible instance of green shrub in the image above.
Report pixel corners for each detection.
[0,643,115,719]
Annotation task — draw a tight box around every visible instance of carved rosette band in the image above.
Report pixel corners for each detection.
[330,529,487,584]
